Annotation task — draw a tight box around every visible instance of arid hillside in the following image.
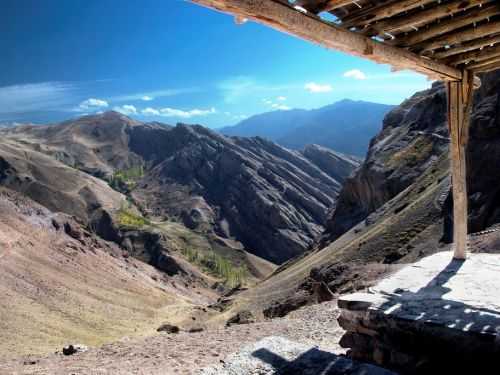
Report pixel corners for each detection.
[2,113,359,264]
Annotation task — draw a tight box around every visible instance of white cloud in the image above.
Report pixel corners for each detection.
[271,103,291,111]
[304,82,333,93]
[141,107,216,119]
[277,96,287,101]
[79,98,109,110]
[113,104,137,115]
[343,69,367,80]
[142,107,160,116]
[0,82,76,115]
[112,88,199,102]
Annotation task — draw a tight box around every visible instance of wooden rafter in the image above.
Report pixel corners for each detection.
[340,0,437,29]
[364,0,493,37]
[190,0,462,81]
[298,0,356,14]
[394,3,500,48]
[433,34,500,60]
[418,22,500,54]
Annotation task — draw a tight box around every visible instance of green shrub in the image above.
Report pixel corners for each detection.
[110,166,144,191]
[117,206,150,228]
[180,248,247,287]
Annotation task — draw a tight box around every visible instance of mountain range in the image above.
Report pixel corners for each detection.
[220,99,394,157]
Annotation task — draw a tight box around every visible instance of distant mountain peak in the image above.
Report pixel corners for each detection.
[219,100,394,157]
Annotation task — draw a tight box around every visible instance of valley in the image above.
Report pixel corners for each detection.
[1,71,500,374]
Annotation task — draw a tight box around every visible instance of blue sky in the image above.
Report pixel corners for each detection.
[0,0,433,128]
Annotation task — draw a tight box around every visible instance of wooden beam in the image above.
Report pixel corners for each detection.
[366,0,490,37]
[298,0,355,14]
[395,3,500,48]
[473,61,500,73]
[447,71,475,260]
[433,34,500,60]
[467,55,500,70]
[418,22,500,53]
[189,0,462,81]
[447,43,500,66]
[340,0,437,28]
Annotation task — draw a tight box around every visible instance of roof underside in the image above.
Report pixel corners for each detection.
[191,0,500,81]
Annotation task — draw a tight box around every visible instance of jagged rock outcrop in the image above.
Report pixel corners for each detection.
[135,125,348,264]
[1,112,358,264]
[302,144,361,183]
[327,71,500,243]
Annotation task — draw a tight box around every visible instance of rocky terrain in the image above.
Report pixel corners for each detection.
[216,71,500,321]
[221,99,394,157]
[2,113,359,264]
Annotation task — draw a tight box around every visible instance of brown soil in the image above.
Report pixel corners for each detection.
[0,301,343,375]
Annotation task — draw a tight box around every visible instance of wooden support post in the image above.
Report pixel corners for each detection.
[447,71,475,260]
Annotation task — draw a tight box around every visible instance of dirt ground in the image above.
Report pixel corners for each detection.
[0,301,344,375]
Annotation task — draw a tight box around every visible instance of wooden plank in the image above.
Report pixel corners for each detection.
[433,34,500,60]
[298,0,355,14]
[447,44,500,66]
[473,61,500,73]
[417,22,500,53]
[366,0,490,37]
[340,0,437,28]
[447,71,474,260]
[395,3,500,47]
[190,0,462,81]
[466,55,500,70]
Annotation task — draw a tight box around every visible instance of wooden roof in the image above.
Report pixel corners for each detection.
[191,0,500,82]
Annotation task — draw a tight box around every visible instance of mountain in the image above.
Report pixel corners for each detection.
[220,100,394,157]
[1,111,359,265]
[221,70,500,319]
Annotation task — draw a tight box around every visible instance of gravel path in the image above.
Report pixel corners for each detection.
[0,302,344,375]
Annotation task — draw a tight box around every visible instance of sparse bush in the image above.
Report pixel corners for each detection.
[110,166,144,191]
[180,247,247,287]
[117,204,150,228]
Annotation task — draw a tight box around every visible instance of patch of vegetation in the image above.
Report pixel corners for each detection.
[117,204,151,228]
[181,247,247,287]
[110,166,144,191]
[387,137,434,169]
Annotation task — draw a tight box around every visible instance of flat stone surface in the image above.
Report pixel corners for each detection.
[200,336,397,374]
[339,251,500,336]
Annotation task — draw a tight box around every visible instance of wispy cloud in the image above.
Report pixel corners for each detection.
[219,76,298,104]
[0,81,76,115]
[141,107,216,119]
[277,96,287,101]
[343,69,367,80]
[113,104,137,115]
[304,82,333,93]
[112,88,199,102]
[79,98,109,111]
[271,103,291,110]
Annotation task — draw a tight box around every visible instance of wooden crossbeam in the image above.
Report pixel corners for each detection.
[433,34,500,60]
[418,22,500,53]
[190,0,462,81]
[467,55,500,70]
[473,60,500,73]
[366,0,494,37]
[340,0,437,28]
[448,44,500,66]
[395,3,500,48]
[299,0,355,14]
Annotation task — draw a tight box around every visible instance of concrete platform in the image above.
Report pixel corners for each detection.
[338,251,500,374]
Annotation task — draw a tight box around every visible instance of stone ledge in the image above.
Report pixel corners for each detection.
[338,251,500,374]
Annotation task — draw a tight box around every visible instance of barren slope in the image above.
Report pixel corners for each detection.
[0,188,217,358]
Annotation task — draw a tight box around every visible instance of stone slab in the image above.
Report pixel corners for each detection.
[340,251,500,337]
